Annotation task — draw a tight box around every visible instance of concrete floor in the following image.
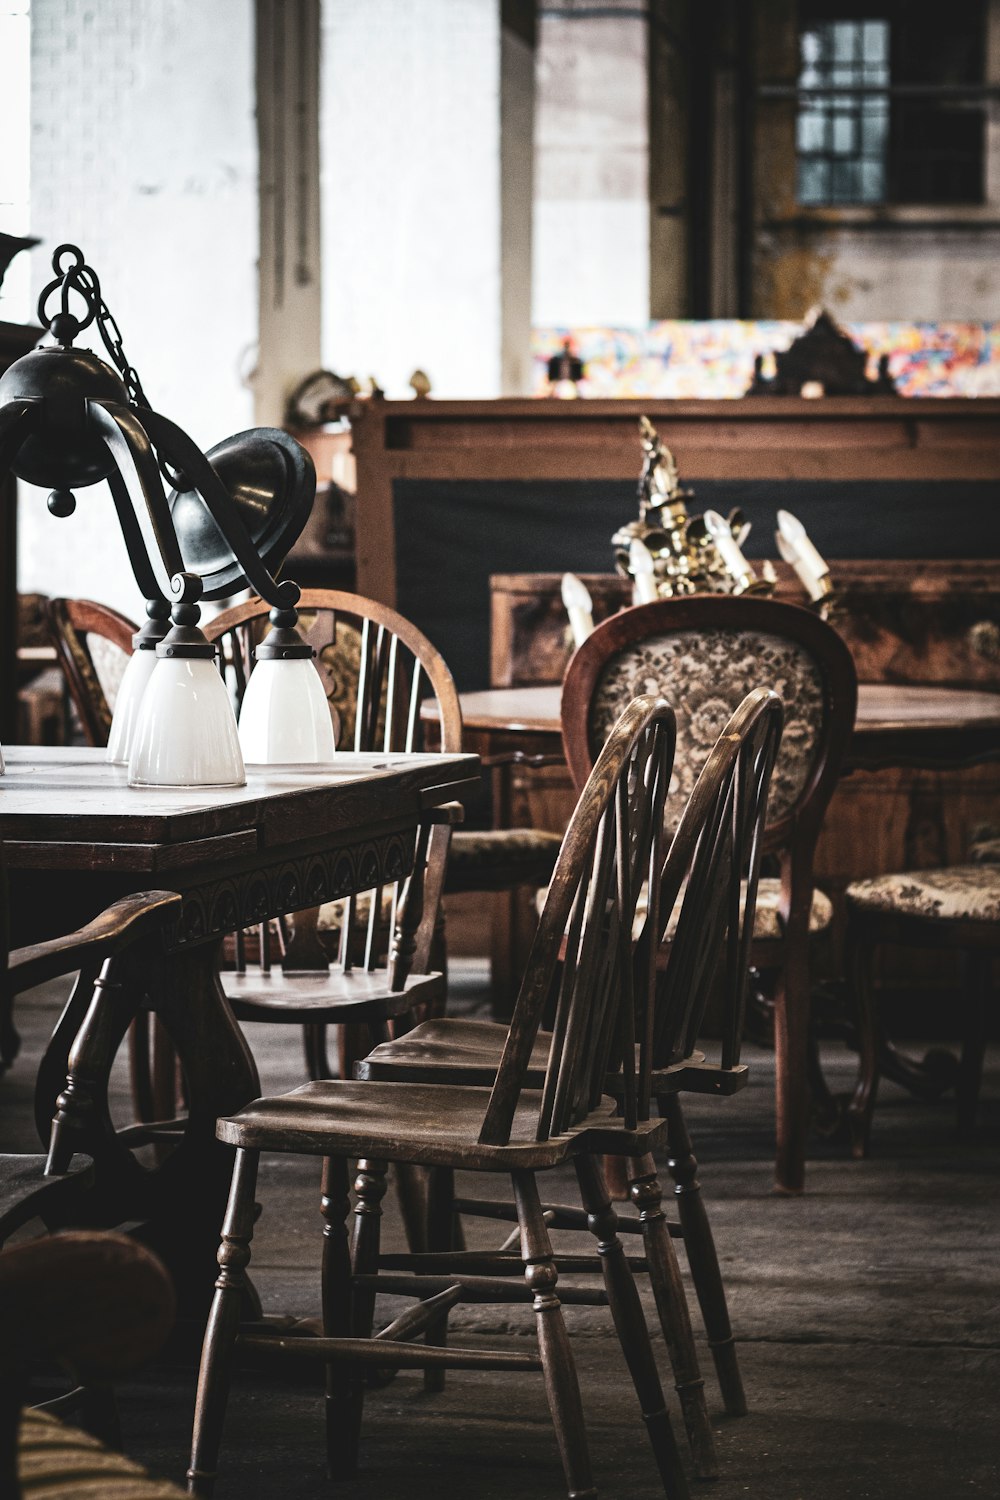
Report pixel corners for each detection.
[6,964,999,1499]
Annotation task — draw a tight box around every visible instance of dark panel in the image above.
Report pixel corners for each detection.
[394,478,999,690]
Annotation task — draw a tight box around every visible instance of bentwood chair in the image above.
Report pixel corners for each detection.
[357,688,783,1454]
[187,690,781,1498]
[843,860,1000,1156]
[561,596,857,1194]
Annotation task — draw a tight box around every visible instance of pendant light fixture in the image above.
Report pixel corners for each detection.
[0,244,321,787]
[236,608,336,766]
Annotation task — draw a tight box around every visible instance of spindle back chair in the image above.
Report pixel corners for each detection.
[204,590,464,1078]
[562,594,857,1192]
[43,597,135,746]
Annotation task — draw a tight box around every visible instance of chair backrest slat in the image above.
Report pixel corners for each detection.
[480,696,677,1148]
[44,597,137,747]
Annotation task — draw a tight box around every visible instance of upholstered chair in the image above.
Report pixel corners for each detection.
[561,595,857,1193]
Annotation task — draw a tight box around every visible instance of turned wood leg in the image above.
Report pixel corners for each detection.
[423,1165,456,1392]
[320,1156,355,1477]
[512,1169,598,1500]
[625,1150,718,1478]
[845,920,880,1161]
[772,915,812,1194]
[46,953,137,1175]
[304,1023,333,1080]
[331,1158,388,1480]
[187,1147,260,1497]
[576,1155,692,1498]
[663,1096,746,1419]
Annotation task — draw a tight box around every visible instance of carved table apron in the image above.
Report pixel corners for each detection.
[0,747,479,1312]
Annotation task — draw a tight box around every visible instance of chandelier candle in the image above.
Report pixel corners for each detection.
[561,572,594,647]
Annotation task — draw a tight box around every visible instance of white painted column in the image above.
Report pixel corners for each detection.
[23,0,257,616]
[533,0,650,328]
[320,0,504,398]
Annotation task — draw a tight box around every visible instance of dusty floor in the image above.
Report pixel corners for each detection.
[6,963,999,1499]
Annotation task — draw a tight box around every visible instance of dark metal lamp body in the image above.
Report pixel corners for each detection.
[0,244,315,646]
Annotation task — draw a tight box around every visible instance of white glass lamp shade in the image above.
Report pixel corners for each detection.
[128,656,246,788]
[106,646,159,765]
[238,657,336,766]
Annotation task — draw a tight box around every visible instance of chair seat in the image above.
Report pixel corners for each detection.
[216,1078,647,1169]
[356,1018,748,1097]
[18,1406,185,1497]
[846,864,1000,924]
[222,967,443,1024]
[445,828,563,893]
[0,1155,93,1243]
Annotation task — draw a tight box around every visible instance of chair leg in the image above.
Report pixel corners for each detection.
[662,1096,746,1419]
[624,1151,718,1478]
[957,951,991,1138]
[328,1157,388,1480]
[512,1168,598,1500]
[187,1147,260,1497]
[303,1022,333,1080]
[321,1156,356,1477]
[423,1165,456,1392]
[575,1155,692,1499]
[845,922,880,1160]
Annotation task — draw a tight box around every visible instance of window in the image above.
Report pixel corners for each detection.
[795,2,986,208]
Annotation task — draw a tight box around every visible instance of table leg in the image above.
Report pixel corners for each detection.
[37,936,261,1317]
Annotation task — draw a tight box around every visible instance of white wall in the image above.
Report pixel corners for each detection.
[320,0,503,399]
[21,0,257,616]
[532,0,650,328]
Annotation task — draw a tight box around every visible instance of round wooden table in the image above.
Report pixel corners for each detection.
[443,682,1000,773]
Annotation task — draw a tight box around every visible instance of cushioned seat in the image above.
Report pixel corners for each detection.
[18,1406,185,1497]
[846,864,1000,924]
[445,827,563,892]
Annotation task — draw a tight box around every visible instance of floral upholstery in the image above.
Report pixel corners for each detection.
[846,864,1000,924]
[18,1405,185,1497]
[447,828,563,889]
[588,629,826,835]
[86,632,129,713]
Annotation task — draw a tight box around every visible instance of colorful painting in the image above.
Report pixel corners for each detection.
[531,321,1000,399]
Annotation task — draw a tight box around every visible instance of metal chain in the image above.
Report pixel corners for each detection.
[38,245,151,410]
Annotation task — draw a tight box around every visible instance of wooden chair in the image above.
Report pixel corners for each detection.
[38,598,174,1123]
[43,597,136,746]
[843,862,1000,1156]
[3,1232,183,1500]
[204,590,463,1086]
[186,690,780,1499]
[561,596,857,1194]
[357,687,782,1447]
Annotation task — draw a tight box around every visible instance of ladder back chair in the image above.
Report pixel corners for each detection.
[561,595,857,1193]
[357,687,783,1450]
[188,696,693,1500]
[205,590,464,1085]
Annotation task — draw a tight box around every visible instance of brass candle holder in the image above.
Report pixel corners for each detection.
[612,417,838,616]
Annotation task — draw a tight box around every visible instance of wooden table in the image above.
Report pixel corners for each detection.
[444,683,1000,774]
[0,746,479,1310]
